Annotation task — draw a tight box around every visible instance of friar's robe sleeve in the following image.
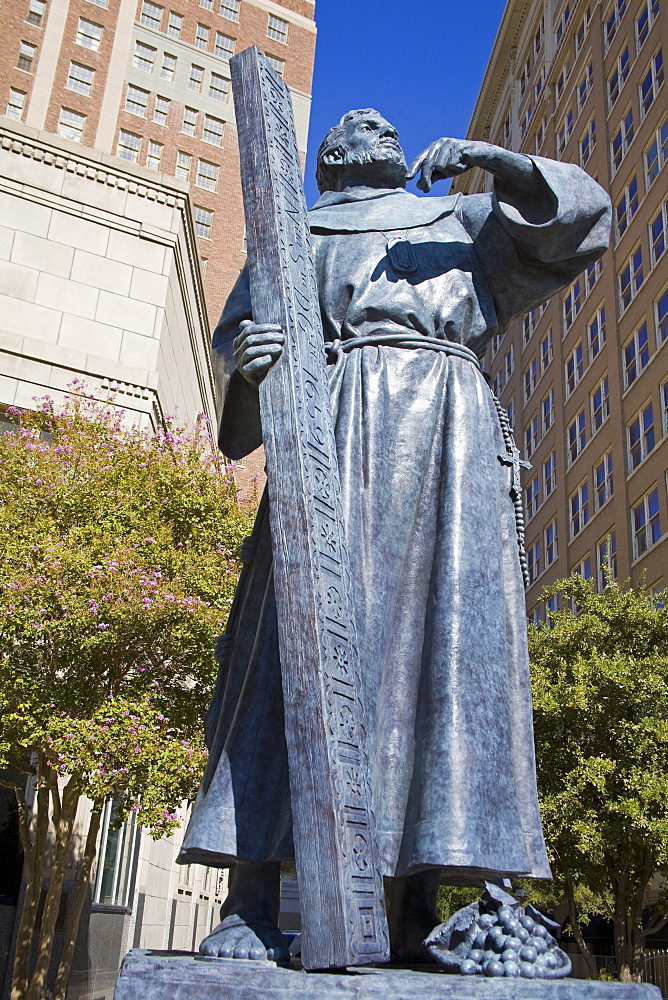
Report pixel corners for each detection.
[460,155,611,336]
[211,265,263,460]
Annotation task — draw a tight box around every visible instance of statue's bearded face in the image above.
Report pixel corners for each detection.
[317,112,408,192]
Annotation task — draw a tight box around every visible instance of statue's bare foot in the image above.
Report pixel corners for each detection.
[199,914,289,963]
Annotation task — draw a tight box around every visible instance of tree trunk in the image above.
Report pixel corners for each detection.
[26,776,79,1000]
[52,803,103,1000]
[11,763,50,1000]
[565,877,599,979]
[613,867,633,982]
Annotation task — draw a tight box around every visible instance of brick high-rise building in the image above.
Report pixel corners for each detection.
[1,0,316,324]
[452,0,667,618]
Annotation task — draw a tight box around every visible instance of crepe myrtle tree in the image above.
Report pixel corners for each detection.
[0,389,253,1000]
[528,574,668,982]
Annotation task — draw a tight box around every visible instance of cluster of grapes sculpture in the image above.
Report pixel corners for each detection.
[426,883,572,979]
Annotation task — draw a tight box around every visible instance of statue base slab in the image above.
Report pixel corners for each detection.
[113,950,661,1000]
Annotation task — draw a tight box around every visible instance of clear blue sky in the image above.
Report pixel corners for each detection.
[303,0,508,205]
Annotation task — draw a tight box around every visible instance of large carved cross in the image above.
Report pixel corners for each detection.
[229,46,389,971]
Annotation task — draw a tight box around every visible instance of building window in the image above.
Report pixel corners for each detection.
[628,401,655,470]
[27,0,46,26]
[160,52,176,80]
[611,108,634,173]
[546,590,559,622]
[117,129,141,162]
[640,48,664,117]
[220,0,239,21]
[175,150,191,180]
[565,341,584,397]
[650,200,668,266]
[125,84,148,116]
[528,603,544,625]
[632,486,661,557]
[140,0,162,28]
[588,304,606,360]
[564,278,582,330]
[574,555,593,581]
[502,111,511,147]
[506,397,515,430]
[145,139,163,170]
[656,288,668,344]
[636,0,659,51]
[645,119,668,187]
[525,413,539,459]
[580,118,596,167]
[215,32,234,58]
[605,0,627,50]
[17,41,36,72]
[623,321,650,386]
[597,530,617,588]
[568,408,587,465]
[167,10,182,37]
[577,63,594,112]
[203,114,223,146]
[153,95,169,125]
[182,106,198,135]
[267,13,288,43]
[492,372,503,397]
[492,332,503,357]
[542,386,555,434]
[535,116,546,152]
[543,449,557,497]
[504,346,514,379]
[662,379,668,434]
[527,538,541,584]
[570,481,590,538]
[544,519,558,566]
[534,15,545,55]
[555,3,571,46]
[196,158,219,190]
[265,53,284,76]
[608,46,630,108]
[86,0,108,9]
[615,175,638,239]
[6,89,26,120]
[523,307,539,345]
[94,801,138,908]
[594,451,614,509]
[520,105,534,141]
[619,245,644,311]
[575,5,592,52]
[585,259,602,296]
[189,64,204,92]
[519,54,531,97]
[195,23,209,49]
[555,58,572,103]
[194,206,213,239]
[540,328,553,373]
[76,17,102,49]
[591,374,610,432]
[209,72,229,101]
[200,0,213,9]
[526,476,540,521]
[557,108,574,158]
[134,40,156,72]
[57,107,86,141]
[535,66,546,101]
[524,355,538,402]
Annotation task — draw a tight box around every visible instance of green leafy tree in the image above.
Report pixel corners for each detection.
[0,390,254,1000]
[529,575,668,981]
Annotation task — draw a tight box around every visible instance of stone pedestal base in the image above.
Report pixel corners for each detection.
[113,950,661,1000]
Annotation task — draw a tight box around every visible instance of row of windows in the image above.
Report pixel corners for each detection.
[527,529,617,620]
[615,120,667,240]
[139,0,288,48]
[528,476,662,590]
[512,0,659,156]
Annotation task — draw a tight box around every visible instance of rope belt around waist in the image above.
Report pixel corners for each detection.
[324,333,481,370]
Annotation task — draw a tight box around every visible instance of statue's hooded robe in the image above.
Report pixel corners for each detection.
[180,157,610,883]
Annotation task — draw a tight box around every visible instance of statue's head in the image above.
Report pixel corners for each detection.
[316,109,407,194]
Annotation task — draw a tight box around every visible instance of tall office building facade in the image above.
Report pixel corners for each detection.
[1,0,315,324]
[453,0,667,617]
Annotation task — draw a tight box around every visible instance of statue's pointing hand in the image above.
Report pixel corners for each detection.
[234,319,285,385]
[407,138,479,193]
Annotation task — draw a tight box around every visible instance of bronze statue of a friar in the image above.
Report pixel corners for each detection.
[178,91,611,968]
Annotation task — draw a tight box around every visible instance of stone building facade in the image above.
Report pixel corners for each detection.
[452,0,667,616]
